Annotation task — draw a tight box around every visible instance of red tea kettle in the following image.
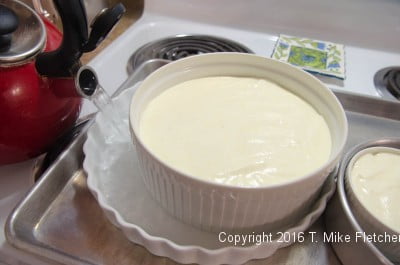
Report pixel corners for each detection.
[0,0,125,165]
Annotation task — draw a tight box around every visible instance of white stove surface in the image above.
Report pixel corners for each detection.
[1,0,400,264]
[87,13,400,108]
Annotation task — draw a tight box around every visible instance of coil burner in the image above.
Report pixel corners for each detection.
[374,67,400,100]
[127,35,253,73]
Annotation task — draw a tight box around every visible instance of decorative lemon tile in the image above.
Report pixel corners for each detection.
[272,35,345,79]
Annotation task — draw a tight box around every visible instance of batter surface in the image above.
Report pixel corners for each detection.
[350,149,400,232]
[140,76,331,187]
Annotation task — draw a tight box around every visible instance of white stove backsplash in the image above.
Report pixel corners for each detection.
[145,0,400,53]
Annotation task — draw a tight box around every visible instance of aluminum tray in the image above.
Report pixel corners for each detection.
[5,89,400,265]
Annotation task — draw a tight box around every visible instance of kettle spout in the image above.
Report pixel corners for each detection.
[76,65,100,99]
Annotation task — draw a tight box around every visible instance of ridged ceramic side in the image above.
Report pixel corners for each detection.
[129,53,348,232]
[84,87,338,265]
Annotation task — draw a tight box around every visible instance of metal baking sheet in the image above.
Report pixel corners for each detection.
[5,90,400,265]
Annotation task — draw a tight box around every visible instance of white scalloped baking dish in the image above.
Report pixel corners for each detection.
[84,86,337,265]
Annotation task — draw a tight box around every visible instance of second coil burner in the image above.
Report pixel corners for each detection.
[127,35,253,73]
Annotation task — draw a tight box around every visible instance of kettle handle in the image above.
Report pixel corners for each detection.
[35,0,88,78]
[82,3,126,53]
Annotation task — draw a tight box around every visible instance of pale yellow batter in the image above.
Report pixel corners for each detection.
[350,149,400,232]
[139,76,331,187]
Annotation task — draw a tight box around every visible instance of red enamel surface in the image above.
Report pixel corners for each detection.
[0,18,82,164]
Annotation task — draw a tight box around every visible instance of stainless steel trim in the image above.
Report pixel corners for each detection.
[334,89,400,120]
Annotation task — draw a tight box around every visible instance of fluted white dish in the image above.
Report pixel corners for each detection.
[129,53,348,232]
[84,86,337,265]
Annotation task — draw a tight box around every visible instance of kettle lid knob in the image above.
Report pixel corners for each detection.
[0,4,19,51]
[0,0,45,66]
[0,4,19,34]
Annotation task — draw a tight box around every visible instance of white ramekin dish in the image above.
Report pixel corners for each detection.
[345,146,400,263]
[129,53,348,232]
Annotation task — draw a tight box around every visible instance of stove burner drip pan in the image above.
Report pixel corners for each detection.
[374,67,400,100]
[127,35,253,73]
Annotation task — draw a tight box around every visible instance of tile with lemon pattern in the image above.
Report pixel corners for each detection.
[272,35,345,79]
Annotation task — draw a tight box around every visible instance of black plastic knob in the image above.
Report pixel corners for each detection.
[0,4,19,51]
